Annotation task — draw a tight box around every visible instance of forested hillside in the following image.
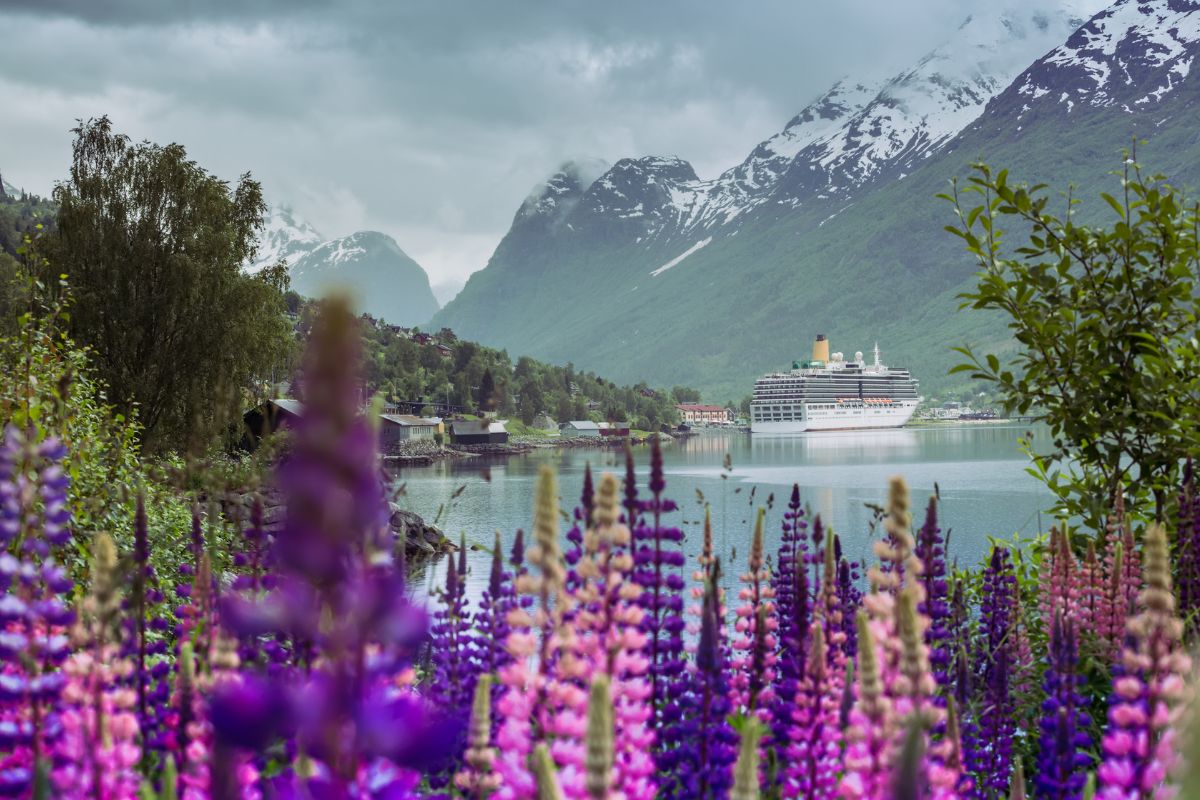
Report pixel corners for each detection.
[294,298,696,430]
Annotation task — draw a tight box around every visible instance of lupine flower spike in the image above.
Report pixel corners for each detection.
[1098,524,1191,800]
[457,675,501,799]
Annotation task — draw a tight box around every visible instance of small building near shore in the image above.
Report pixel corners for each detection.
[598,422,630,438]
[379,414,441,447]
[449,419,509,445]
[561,420,601,438]
[241,398,304,450]
[675,403,733,425]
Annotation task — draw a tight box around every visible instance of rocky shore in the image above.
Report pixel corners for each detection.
[214,485,456,562]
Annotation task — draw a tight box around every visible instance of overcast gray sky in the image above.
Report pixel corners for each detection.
[0,0,1016,294]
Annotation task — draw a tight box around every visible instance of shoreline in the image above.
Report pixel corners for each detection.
[382,431,678,466]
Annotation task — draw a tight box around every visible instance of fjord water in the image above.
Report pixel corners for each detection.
[396,425,1052,602]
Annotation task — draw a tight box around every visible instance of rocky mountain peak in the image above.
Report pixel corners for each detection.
[1010,0,1200,113]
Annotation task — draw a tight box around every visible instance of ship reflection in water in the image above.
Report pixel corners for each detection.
[749,427,920,465]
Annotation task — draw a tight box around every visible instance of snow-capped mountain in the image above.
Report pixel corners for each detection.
[433,0,1200,399]
[290,231,439,326]
[1008,0,1200,115]
[501,2,1105,251]
[248,205,324,273]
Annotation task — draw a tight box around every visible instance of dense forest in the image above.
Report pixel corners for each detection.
[288,294,693,431]
[0,184,55,326]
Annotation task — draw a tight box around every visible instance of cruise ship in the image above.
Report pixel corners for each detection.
[750,335,920,433]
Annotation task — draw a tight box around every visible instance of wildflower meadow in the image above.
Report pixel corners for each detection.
[0,295,1196,800]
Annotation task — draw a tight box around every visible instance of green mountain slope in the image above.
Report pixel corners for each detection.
[433,0,1200,401]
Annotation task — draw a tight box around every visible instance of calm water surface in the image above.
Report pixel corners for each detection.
[392,425,1053,603]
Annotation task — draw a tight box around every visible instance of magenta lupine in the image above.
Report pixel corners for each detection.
[1035,615,1092,800]
[1098,524,1191,800]
[840,613,895,800]
[730,507,778,720]
[783,624,841,799]
[0,425,76,798]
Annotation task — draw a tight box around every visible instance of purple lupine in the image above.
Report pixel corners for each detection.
[664,556,737,799]
[968,545,1017,795]
[473,532,515,684]
[947,575,972,714]
[1176,458,1200,625]
[213,298,456,795]
[564,464,593,576]
[1034,615,1091,800]
[0,425,76,796]
[631,438,686,736]
[772,485,810,748]
[914,495,951,690]
[430,541,475,714]
[428,540,477,791]
[836,534,863,659]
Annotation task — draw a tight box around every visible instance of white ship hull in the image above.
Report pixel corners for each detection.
[751,400,918,434]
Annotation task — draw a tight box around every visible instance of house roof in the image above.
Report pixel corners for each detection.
[563,420,600,430]
[271,398,305,416]
[675,404,727,413]
[451,419,508,435]
[380,414,439,427]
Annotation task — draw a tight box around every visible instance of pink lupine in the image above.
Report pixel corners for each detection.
[815,531,847,693]
[1098,524,1190,800]
[1099,488,1142,657]
[557,473,656,800]
[495,466,572,800]
[456,676,502,799]
[730,507,778,718]
[51,535,140,800]
[1040,527,1080,633]
[860,477,917,720]
[1078,541,1105,641]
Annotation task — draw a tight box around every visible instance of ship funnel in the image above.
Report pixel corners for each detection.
[812,334,830,363]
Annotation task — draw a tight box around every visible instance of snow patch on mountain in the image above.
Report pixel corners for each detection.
[777,2,1108,197]
[524,1,1111,248]
[1017,0,1200,110]
[518,158,611,221]
[651,237,712,277]
[248,205,324,273]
